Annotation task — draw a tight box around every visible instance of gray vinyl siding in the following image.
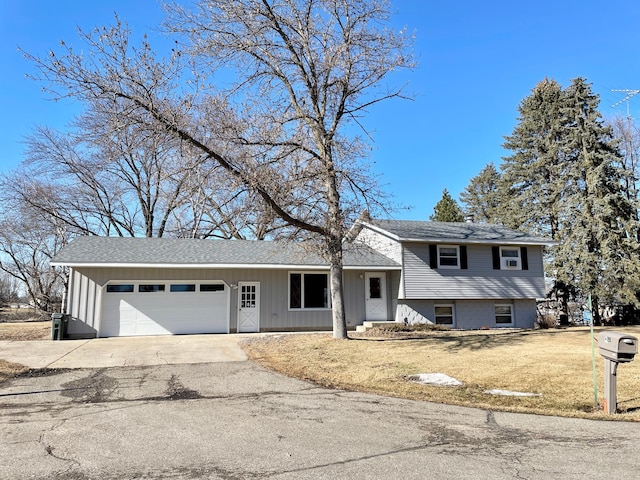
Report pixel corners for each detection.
[65,267,390,336]
[396,298,537,329]
[402,243,545,300]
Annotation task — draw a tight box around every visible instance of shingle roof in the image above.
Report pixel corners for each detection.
[367,219,555,245]
[50,237,401,269]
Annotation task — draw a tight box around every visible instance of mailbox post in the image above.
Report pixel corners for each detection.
[597,331,638,414]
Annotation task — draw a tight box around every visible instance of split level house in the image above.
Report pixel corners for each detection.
[50,219,554,338]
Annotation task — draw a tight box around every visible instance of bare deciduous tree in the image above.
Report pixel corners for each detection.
[24,0,413,338]
[0,204,66,312]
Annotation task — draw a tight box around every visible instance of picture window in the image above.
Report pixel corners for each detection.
[289,273,330,309]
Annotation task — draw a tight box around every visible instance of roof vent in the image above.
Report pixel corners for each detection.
[465,215,474,223]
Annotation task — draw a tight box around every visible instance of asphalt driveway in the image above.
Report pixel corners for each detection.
[2,336,640,479]
[0,334,247,368]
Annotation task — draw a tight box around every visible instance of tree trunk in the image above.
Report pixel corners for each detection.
[326,234,347,339]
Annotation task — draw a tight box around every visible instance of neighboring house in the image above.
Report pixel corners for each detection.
[50,219,554,338]
[354,219,555,329]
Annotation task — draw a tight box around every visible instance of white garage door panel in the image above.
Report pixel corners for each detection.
[101,286,228,337]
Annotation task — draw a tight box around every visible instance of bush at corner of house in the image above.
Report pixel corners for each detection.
[536,313,558,329]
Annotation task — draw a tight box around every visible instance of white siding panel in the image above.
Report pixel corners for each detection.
[356,228,403,264]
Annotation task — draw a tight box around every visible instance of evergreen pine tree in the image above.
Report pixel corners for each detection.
[459,162,501,223]
[500,78,565,237]
[430,189,465,222]
[499,77,640,319]
[555,78,640,313]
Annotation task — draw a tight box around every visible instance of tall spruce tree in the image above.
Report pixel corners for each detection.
[459,162,501,223]
[555,78,640,314]
[430,189,465,222]
[501,78,565,238]
[499,77,640,319]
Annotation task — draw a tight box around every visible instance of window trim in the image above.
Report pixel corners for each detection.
[495,303,514,325]
[437,245,460,269]
[288,271,331,311]
[434,303,455,326]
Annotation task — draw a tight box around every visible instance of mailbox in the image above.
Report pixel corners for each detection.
[598,331,638,363]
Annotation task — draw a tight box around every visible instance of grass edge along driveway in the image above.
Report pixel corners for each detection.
[241,327,640,421]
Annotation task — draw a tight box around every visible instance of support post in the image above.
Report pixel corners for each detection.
[603,359,618,414]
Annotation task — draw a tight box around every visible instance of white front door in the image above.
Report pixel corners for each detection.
[238,282,260,333]
[365,272,387,321]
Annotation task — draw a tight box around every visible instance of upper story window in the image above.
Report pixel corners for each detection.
[289,272,330,310]
[500,247,521,269]
[429,245,468,270]
[492,246,529,271]
[438,245,460,268]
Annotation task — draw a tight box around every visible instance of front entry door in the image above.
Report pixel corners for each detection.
[238,282,260,333]
[365,272,387,321]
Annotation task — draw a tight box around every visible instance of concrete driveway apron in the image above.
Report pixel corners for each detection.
[0,334,247,368]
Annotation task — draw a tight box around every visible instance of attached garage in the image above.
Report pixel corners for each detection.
[101,282,229,337]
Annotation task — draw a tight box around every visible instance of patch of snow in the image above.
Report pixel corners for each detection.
[484,389,542,397]
[408,373,463,387]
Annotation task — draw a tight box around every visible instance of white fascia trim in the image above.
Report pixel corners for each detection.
[51,262,401,270]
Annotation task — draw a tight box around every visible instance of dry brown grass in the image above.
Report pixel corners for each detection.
[0,360,29,383]
[0,307,49,323]
[0,321,51,341]
[242,326,640,421]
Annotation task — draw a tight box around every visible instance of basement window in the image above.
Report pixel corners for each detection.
[434,304,455,325]
[495,304,514,325]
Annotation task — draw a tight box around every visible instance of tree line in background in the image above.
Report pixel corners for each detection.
[432,77,640,323]
[0,0,413,339]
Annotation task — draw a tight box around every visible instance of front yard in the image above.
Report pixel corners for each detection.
[1,319,639,420]
[242,326,640,420]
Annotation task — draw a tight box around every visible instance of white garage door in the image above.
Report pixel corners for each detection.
[101,282,229,337]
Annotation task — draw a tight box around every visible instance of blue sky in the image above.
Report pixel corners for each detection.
[2,1,640,220]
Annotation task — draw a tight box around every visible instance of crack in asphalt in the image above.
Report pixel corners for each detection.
[4,366,637,480]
